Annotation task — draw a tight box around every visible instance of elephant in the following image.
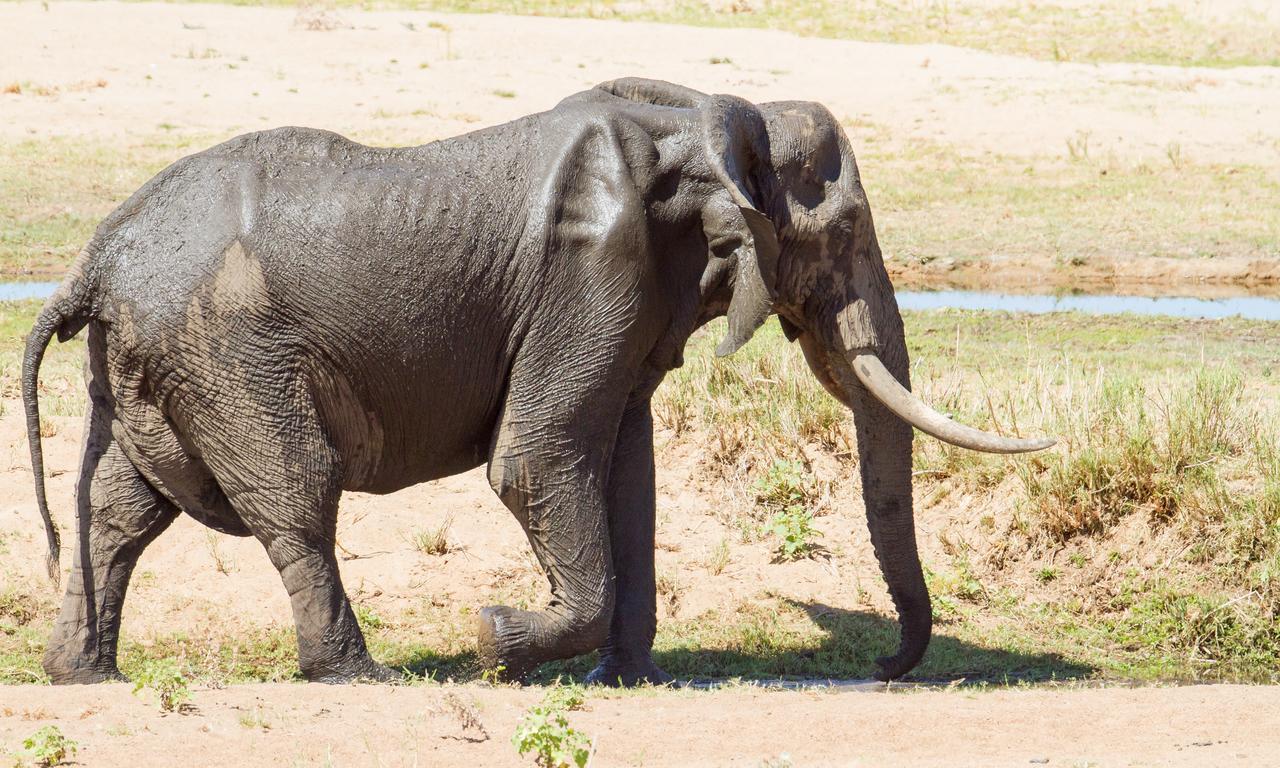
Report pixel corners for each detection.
[23,77,1052,687]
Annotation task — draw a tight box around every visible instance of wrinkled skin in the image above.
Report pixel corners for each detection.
[25,79,986,686]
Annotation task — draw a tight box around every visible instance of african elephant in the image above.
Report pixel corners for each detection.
[23,78,1052,687]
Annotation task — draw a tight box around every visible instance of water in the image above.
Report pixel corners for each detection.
[3,281,1279,320]
[896,290,1280,321]
[0,281,59,302]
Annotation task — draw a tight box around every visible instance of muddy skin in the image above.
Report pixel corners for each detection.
[24,78,1033,686]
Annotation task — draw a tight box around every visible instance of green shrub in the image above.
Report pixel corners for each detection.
[512,682,591,768]
[132,658,192,713]
[17,725,77,767]
[769,506,823,561]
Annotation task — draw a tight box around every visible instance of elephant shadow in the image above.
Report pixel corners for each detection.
[391,599,1095,686]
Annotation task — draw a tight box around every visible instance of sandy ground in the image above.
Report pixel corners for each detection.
[4,682,1280,767]
[4,2,1280,765]
[2,2,1279,165]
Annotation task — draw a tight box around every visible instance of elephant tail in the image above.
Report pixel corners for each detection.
[23,249,100,586]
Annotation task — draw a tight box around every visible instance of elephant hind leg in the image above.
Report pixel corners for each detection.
[185,383,396,684]
[44,407,178,685]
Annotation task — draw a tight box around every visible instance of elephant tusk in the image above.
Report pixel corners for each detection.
[848,353,1056,454]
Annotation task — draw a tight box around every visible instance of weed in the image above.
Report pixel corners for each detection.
[205,530,234,574]
[769,506,824,562]
[131,658,192,713]
[439,690,489,742]
[753,459,817,513]
[412,517,453,556]
[1065,130,1091,162]
[237,706,271,731]
[512,681,591,768]
[1166,141,1185,171]
[656,570,683,616]
[354,604,387,631]
[492,89,516,99]
[16,725,77,767]
[706,539,731,575]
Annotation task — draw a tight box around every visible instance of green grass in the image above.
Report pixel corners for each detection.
[135,0,1280,68]
[0,299,85,416]
[0,137,210,277]
[3,303,1279,685]
[856,130,1280,268]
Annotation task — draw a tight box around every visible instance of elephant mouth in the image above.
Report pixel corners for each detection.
[843,353,1055,454]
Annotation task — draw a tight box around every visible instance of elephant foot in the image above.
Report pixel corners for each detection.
[475,605,539,683]
[44,659,127,686]
[307,658,401,684]
[585,657,673,688]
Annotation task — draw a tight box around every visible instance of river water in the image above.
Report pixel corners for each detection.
[4,281,1280,320]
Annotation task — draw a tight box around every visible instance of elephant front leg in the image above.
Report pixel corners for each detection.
[481,451,616,682]
[585,399,672,687]
[480,373,631,682]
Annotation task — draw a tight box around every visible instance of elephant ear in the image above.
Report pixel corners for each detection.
[700,94,781,358]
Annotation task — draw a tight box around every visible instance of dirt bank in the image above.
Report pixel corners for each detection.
[3,681,1278,767]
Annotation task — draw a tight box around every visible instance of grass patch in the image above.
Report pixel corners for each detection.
[858,132,1280,268]
[0,136,211,276]
[0,300,85,415]
[198,0,1280,67]
[3,302,1278,685]
[4,128,1276,279]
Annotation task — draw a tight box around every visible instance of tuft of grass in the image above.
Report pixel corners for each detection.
[1019,370,1252,541]
[412,517,454,556]
[237,706,272,731]
[415,0,1280,67]
[706,539,731,575]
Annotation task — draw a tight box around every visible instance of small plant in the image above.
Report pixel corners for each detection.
[1037,567,1059,583]
[492,89,516,99]
[706,539,731,575]
[237,706,271,731]
[205,530,234,574]
[752,459,816,512]
[1166,141,1185,170]
[512,682,591,768]
[709,56,733,64]
[769,506,823,561]
[354,604,386,631]
[413,517,453,556]
[439,691,489,742]
[132,658,192,713]
[1065,129,1091,162]
[656,570,683,615]
[17,726,77,767]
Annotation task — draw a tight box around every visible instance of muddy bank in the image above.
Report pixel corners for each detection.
[890,254,1280,296]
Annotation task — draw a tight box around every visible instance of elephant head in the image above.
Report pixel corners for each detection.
[597,79,1055,681]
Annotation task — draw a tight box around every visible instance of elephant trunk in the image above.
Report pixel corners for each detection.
[796,329,930,681]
